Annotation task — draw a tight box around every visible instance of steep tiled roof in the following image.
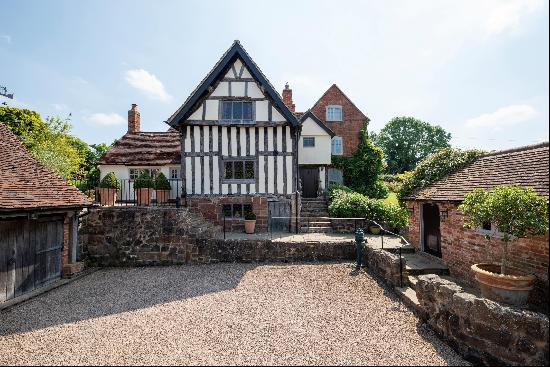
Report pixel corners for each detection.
[407,142,549,202]
[0,123,92,211]
[98,131,181,166]
[312,84,370,122]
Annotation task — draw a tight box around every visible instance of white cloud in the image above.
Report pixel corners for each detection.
[124,69,172,102]
[484,0,543,36]
[0,35,11,43]
[85,113,125,126]
[465,105,538,129]
[52,103,69,111]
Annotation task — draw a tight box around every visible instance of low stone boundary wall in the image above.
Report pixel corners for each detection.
[362,245,405,287]
[416,274,549,366]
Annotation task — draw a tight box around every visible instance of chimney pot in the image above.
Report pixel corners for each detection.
[282,83,295,113]
[128,104,140,133]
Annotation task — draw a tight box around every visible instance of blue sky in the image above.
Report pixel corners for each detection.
[1,0,548,150]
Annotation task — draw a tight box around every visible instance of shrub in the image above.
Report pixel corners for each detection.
[154,172,171,190]
[134,172,155,189]
[381,173,407,192]
[381,203,409,230]
[398,148,484,200]
[459,185,549,274]
[99,172,120,189]
[244,211,257,220]
[327,183,353,200]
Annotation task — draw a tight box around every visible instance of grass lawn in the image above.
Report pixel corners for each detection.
[383,192,399,205]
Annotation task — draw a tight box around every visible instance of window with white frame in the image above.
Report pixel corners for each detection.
[129,168,159,180]
[303,137,315,147]
[331,136,343,155]
[170,167,180,179]
[326,105,343,122]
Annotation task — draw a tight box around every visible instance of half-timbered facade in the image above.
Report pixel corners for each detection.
[166,41,300,231]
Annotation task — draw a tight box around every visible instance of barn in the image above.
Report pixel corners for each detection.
[0,122,92,303]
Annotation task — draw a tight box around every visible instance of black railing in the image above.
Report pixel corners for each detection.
[68,178,184,207]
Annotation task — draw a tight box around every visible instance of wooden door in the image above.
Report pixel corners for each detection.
[268,200,291,233]
[422,203,441,257]
[300,167,319,198]
[34,217,64,287]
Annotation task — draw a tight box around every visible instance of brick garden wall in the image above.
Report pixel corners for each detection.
[406,200,549,306]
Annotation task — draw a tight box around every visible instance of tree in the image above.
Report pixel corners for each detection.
[332,128,388,198]
[375,116,452,174]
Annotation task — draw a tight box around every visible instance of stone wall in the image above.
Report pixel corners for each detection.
[80,207,354,266]
[406,200,549,306]
[416,274,549,366]
[362,245,406,287]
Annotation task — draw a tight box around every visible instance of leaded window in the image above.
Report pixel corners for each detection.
[223,159,255,182]
[303,137,315,147]
[222,204,253,218]
[220,101,254,123]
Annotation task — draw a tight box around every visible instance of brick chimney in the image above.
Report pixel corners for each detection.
[128,104,140,133]
[282,83,295,112]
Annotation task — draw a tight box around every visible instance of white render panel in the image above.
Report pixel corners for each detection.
[211,81,229,97]
[204,127,210,153]
[249,127,256,155]
[223,68,234,79]
[267,156,274,193]
[272,107,285,122]
[241,64,252,78]
[286,127,292,153]
[240,127,247,155]
[189,105,203,120]
[319,166,326,190]
[232,82,246,97]
[256,100,269,121]
[249,183,256,194]
[241,184,246,193]
[222,183,228,195]
[276,126,283,151]
[184,126,191,153]
[194,126,200,152]
[277,156,284,194]
[233,59,243,74]
[258,127,265,151]
[267,127,274,151]
[221,127,228,155]
[247,82,263,98]
[286,156,293,194]
[212,126,219,151]
[99,165,129,181]
[185,157,192,194]
[212,156,220,194]
[258,157,265,193]
[299,134,332,165]
[302,116,331,136]
[194,157,201,194]
[231,127,238,156]
[204,100,219,120]
[203,158,211,194]
[232,183,237,192]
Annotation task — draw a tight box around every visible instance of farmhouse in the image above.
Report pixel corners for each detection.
[404,142,549,303]
[0,123,92,303]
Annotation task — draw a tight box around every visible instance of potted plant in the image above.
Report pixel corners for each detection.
[459,185,548,306]
[97,172,120,206]
[154,172,171,204]
[133,171,154,206]
[369,225,381,235]
[244,211,257,234]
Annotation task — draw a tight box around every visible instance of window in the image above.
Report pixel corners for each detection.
[170,168,180,179]
[331,136,343,155]
[129,168,159,180]
[223,159,255,182]
[303,137,315,147]
[326,105,343,121]
[328,168,344,186]
[476,222,504,237]
[220,101,254,123]
[222,204,253,219]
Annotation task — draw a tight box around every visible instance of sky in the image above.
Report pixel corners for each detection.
[1,0,548,150]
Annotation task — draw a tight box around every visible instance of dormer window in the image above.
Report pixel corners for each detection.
[326,105,343,122]
[221,100,254,123]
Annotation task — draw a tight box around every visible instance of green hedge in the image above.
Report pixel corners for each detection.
[134,172,154,189]
[99,172,121,189]
[154,172,171,190]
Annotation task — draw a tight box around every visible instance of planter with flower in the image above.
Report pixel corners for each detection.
[458,185,549,306]
[97,172,120,206]
[244,211,257,234]
[154,172,171,204]
[133,172,155,206]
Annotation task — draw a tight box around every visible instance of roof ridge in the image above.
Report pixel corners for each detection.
[480,142,549,158]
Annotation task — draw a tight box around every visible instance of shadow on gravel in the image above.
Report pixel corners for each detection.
[0,263,257,337]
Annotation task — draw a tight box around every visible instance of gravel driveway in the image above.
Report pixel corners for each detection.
[0,263,468,366]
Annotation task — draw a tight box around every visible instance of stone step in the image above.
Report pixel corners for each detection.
[300,226,333,233]
[395,287,425,318]
[408,275,419,290]
[402,253,450,276]
[300,213,330,218]
[382,244,416,255]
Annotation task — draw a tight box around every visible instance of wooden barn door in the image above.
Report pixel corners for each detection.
[268,200,291,233]
[0,216,64,303]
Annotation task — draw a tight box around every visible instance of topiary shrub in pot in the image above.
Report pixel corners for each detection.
[133,171,154,206]
[459,185,549,306]
[154,172,171,204]
[244,211,257,234]
[97,172,120,206]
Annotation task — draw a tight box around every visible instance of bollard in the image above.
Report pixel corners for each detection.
[355,228,365,269]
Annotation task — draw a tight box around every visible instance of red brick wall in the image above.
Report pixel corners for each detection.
[406,200,549,304]
[186,196,269,232]
[311,85,368,156]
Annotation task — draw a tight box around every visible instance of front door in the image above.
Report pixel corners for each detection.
[422,203,441,257]
[300,167,319,198]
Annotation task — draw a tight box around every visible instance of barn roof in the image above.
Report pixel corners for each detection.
[406,142,549,202]
[0,122,92,211]
[98,131,181,166]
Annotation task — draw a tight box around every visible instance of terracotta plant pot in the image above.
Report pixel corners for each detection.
[244,220,256,234]
[369,226,381,235]
[98,188,117,206]
[155,189,171,204]
[135,188,152,206]
[471,263,536,306]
